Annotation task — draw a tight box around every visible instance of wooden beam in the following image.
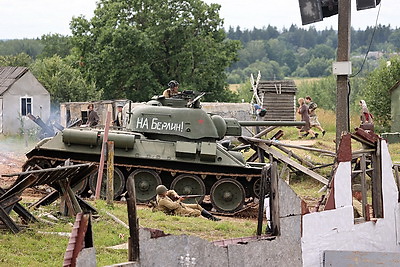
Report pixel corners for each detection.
[257,143,329,185]
[2,163,92,177]
[0,206,20,234]
[244,136,336,156]
[254,126,278,138]
[272,144,315,168]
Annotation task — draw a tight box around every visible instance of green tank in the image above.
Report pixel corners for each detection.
[24,92,301,213]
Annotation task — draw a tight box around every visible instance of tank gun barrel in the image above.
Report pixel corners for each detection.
[238,121,306,127]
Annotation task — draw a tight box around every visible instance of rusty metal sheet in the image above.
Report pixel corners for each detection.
[354,127,380,144]
[337,133,352,163]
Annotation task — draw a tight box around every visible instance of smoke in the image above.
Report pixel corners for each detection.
[0,135,36,158]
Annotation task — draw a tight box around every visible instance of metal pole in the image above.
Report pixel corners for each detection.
[336,0,351,150]
[95,110,112,199]
[106,141,114,206]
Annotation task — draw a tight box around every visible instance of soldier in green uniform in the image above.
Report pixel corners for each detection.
[153,185,221,221]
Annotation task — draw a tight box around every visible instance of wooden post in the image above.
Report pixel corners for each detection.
[95,111,112,199]
[106,141,114,206]
[372,140,383,218]
[335,0,351,150]
[270,161,279,235]
[58,180,75,216]
[360,154,367,218]
[256,165,268,237]
[126,176,139,262]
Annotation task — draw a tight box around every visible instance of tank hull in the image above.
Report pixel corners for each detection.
[25,128,265,213]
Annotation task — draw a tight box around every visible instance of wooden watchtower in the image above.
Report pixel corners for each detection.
[257,80,297,121]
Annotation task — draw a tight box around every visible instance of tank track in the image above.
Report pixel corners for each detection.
[24,154,264,213]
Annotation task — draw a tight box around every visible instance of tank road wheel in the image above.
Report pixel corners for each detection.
[252,178,270,199]
[72,178,88,196]
[128,169,161,203]
[210,178,245,213]
[171,174,206,204]
[89,167,125,199]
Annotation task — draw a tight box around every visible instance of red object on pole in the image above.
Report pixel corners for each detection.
[95,111,112,199]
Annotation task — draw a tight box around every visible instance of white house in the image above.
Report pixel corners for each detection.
[0,66,50,135]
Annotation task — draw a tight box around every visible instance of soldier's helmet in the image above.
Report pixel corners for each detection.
[156,185,168,195]
[168,80,179,88]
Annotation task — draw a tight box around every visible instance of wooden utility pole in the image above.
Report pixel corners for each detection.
[335,0,352,149]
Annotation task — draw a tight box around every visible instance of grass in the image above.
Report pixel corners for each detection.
[0,200,258,266]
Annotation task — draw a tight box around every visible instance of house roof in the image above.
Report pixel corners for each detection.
[0,66,29,96]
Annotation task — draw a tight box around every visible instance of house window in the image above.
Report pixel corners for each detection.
[21,97,32,116]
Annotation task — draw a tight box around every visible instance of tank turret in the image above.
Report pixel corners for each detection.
[127,92,303,141]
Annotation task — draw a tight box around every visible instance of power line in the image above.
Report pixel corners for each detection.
[350,3,382,78]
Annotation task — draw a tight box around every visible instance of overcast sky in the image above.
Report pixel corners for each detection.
[0,0,398,39]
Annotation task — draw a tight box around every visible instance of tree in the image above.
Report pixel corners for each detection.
[243,60,284,80]
[265,39,284,63]
[30,55,101,104]
[304,57,332,77]
[361,56,400,131]
[39,34,73,58]
[389,29,400,50]
[235,40,267,68]
[0,53,33,67]
[310,44,335,59]
[70,0,240,102]
[0,39,43,58]
[281,50,298,74]
[297,76,337,111]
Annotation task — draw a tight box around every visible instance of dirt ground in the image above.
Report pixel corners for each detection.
[0,151,26,188]
[0,137,44,199]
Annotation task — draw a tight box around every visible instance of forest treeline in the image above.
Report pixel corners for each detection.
[225,24,400,83]
[2,24,400,84]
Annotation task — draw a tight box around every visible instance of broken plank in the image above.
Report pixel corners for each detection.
[257,143,329,185]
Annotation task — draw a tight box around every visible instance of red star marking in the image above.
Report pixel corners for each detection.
[198,119,204,124]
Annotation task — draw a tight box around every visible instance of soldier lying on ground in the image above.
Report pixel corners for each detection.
[153,185,221,221]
